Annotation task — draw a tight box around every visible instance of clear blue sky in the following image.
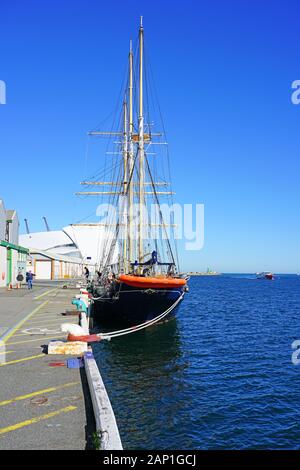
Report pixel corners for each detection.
[1,0,299,273]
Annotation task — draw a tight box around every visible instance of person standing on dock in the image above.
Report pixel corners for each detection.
[84,266,90,281]
[26,271,35,290]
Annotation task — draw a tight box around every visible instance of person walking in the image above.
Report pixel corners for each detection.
[26,270,34,290]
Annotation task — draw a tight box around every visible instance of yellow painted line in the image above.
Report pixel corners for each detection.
[38,311,77,316]
[24,324,77,331]
[22,317,70,328]
[0,350,15,356]
[24,322,78,334]
[21,324,76,330]
[0,354,44,367]
[0,406,77,436]
[9,332,60,339]
[28,314,63,321]
[28,314,58,318]
[7,335,65,346]
[1,300,50,344]
[27,318,69,325]
[9,332,46,338]
[8,332,43,338]
[23,324,63,330]
[33,288,59,300]
[0,382,79,407]
[31,312,62,317]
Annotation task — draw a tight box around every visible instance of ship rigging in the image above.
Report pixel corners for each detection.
[75,18,188,326]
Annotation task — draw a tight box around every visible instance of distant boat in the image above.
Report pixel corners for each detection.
[256,272,275,280]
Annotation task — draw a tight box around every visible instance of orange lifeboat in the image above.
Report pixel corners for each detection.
[118,274,187,289]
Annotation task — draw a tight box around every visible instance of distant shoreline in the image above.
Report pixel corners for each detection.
[187,272,221,276]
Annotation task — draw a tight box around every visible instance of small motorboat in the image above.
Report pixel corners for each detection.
[256,272,275,280]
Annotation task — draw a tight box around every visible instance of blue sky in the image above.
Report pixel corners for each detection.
[0,0,299,273]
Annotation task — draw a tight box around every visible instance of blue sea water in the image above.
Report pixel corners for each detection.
[93,274,300,449]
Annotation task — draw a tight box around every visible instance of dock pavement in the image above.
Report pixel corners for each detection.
[0,283,96,450]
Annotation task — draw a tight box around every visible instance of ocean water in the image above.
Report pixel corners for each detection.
[92,274,300,449]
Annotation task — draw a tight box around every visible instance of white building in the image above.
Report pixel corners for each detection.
[19,224,117,280]
[27,248,84,280]
[0,199,28,288]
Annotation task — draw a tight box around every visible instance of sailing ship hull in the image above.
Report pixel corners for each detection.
[91,283,185,327]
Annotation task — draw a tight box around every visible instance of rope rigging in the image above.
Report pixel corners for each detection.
[76,23,180,274]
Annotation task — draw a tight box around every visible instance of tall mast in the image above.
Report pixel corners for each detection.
[129,40,134,136]
[128,39,134,267]
[138,16,145,263]
[122,99,128,272]
[123,100,128,188]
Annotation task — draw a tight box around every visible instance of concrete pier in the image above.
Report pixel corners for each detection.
[80,312,123,450]
[0,285,96,450]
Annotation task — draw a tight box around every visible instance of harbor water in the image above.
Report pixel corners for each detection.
[93,274,300,449]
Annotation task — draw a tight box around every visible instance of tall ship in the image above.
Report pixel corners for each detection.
[76,18,188,326]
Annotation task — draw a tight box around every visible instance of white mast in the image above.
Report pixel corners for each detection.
[122,99,128,272]
[138,16,145,263]
[128,39,134,267]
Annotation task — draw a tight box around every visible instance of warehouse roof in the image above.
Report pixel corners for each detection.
[28,247,84,264]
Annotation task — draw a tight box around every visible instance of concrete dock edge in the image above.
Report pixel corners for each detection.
[80,312,123,450]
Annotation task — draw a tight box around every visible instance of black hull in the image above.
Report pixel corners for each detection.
[92,283,184,327]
